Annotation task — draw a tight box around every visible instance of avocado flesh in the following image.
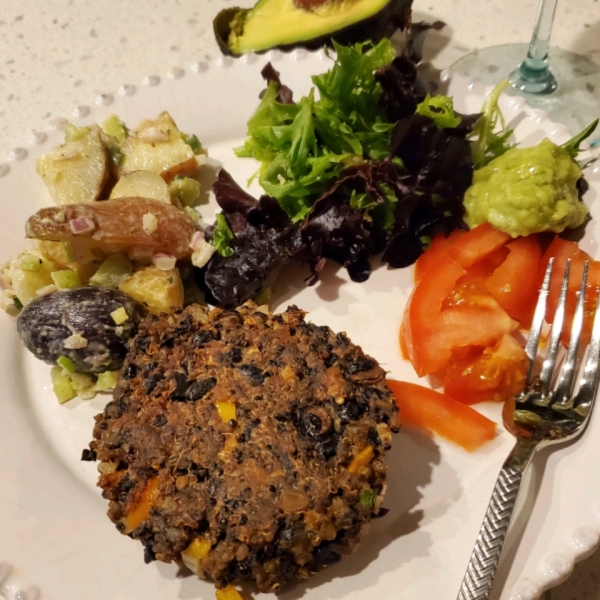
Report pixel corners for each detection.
[215,0,409,56]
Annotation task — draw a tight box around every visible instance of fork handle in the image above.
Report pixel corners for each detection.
[456,439,538,600]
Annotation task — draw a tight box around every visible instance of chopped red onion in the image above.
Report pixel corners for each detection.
[69,216,96,235]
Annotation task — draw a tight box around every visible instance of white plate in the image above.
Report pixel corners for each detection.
[1,50,600,600]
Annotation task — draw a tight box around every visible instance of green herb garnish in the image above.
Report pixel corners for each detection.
[213,214,235,257]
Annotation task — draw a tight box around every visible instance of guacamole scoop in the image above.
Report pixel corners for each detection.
[464,138,588,237]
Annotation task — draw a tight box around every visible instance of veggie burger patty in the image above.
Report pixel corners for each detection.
[87,301,400,592]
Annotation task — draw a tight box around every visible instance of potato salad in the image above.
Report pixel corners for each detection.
[2,111,212,401]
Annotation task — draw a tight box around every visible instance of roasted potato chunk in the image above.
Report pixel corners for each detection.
[118,112,198,182]
[6,251,56,305]
[25,198,197,262]
[37,240,100,282]
[119,265,184,314]
[110,170,172,204]
[36,124,108,205]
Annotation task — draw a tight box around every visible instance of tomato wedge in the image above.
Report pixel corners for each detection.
[541,236,600,345]
[448,223,511,269]
[443,334,529,405]
[404,255,518,376]
[387,379,497,451]
[486,235,542,325]
[402,255,466,375]
[401,223,542,403]
[414,229,464,282]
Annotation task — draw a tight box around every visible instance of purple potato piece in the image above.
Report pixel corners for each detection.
[17,287,144,373]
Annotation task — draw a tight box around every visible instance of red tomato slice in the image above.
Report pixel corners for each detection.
[387,379,497,451]
[402,256,466,376]
[414,229,464,283]
[486,235,542,325]
[454,246,510,293]
[437,300,517,348]
[448,223,511,269]
[403,258,519,376]
[443,334,529,405]
[541,236,600,345]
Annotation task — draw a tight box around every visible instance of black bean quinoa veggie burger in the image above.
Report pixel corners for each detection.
[85,300,400,592]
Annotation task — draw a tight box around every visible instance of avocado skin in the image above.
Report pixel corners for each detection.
[213,0,413,57]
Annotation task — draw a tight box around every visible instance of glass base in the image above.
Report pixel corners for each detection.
[451,44,600,135]
[509,58,557,95]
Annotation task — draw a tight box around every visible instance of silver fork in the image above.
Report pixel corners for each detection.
[456,258,600,600]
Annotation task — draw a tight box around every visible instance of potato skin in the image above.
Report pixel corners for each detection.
[17,287,144,373]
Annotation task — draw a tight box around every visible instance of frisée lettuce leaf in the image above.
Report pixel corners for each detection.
[469,80,514,169]
[416,94,462,129]
[235,39,396,222]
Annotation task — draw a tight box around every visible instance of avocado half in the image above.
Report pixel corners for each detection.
[214,0,413,57]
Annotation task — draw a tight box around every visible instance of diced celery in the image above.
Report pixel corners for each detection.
[51,269,81,289]
[181,132,203,155]
[184,206,201,224]
[102,115,128,143]
[13,297,23,311]
[90,253,133,288]
[51,366,76,404]
[70,372,96,399]
[57,355,76,373]
[64,123,91,143]
[170,175,201,207]
[107,146,125,167]
[18,254,43,272]
[96,370,120,391]
[62,242,75,261]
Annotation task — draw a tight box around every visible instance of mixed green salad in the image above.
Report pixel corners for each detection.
[203,38,597,307]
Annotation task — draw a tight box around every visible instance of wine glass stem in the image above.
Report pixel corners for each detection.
[509,0,559,94]
[526,0,558,68]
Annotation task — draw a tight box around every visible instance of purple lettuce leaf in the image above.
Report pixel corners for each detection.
[260,63,294,105]
[201,169,301,308]
[376,56,428,122]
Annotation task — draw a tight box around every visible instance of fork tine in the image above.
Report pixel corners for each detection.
[553,261,589,408]
[573,288,600,417]
[524,258,554,379]
[539,259,570,398]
